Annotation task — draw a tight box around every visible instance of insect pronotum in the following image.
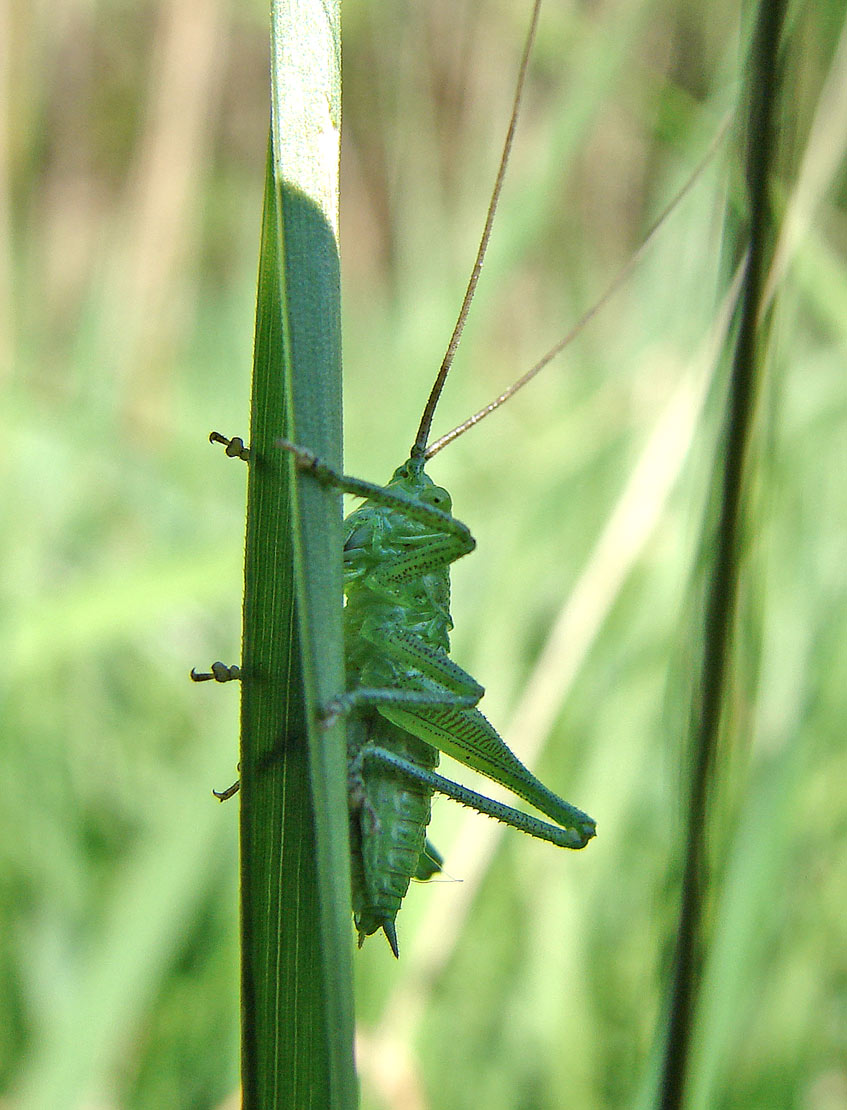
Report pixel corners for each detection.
[195,0,717,956]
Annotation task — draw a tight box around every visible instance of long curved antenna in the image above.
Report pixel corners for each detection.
[425,114,732,460]
[411,0,544,459]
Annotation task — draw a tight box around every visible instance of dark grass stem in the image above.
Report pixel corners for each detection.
[656,2,789,1106]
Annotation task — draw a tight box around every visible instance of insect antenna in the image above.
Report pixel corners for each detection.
[411,0,544,461]
[425,116,731,460]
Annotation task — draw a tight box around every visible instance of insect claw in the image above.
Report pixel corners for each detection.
[209,432,249,460]
[190,662,241,683]
[213,780,240,802]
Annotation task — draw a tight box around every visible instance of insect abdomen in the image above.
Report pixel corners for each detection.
[350,720,438,956]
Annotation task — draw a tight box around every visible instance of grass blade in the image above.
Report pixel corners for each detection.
[239,2,356,1106]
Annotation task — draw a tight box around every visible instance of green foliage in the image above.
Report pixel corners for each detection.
[3,0,846,1107]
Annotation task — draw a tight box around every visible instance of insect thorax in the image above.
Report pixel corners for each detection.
[342,460,455,681]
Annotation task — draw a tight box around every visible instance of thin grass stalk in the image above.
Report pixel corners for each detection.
[656,1,789,1106]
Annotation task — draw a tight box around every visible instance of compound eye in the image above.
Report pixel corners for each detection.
[423,486,452,512]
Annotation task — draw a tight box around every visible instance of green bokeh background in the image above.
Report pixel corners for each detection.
[3,0,845,1107]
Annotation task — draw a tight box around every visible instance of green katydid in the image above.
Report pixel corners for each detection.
[194,0,722,956]
[271,427,597,957]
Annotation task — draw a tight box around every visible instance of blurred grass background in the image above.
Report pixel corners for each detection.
[2,0,846,1107]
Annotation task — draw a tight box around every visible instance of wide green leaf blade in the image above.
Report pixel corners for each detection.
[238,2,355,1106]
